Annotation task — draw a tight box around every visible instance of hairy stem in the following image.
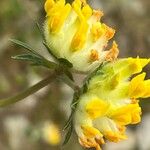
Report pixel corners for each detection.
[0,69,80,107]
[58,74,80,91]
[0,72,57,107]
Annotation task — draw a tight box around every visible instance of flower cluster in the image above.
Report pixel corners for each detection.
[44,0,118,71]
[43,0,150,150]
[74,58,150,150]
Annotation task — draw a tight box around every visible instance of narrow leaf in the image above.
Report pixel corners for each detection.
[12,54,40,61]
[10,39,41,57]
[12,54,58,69]
[63,113,73,131]
[63,123,73,145]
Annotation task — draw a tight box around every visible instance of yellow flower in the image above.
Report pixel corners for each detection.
[44,0,118,71]
[42,122,61,146]
[74,57,150,150]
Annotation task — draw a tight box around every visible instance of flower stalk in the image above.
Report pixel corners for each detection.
[0,72,57,107]
[0,69,78,107]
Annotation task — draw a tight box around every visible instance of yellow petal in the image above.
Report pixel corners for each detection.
[131,105,141,124]
[91,22,105,41]
[142,80,150,98]
[129,73,146,98]
[44,0,55,13]
[82,4,92,19]
[72,0,84,20]
[48,3,71,33]
[79,137,102,150]
[127,57,150,74]
[86,98,109,119]
[114,58,149,80]
[104,130,127,142]
[71,21,89,50]
[110,104,141,125]
[81,125,103,138]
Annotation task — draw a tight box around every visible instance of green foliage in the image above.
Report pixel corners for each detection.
[63,122,73,145]
[11,39,58,69]
[12,54,54,68]
[10,39,42,56]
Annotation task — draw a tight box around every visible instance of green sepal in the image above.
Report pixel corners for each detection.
[64,69,74,81]
[36,22,58,61]
[58,58,73,68]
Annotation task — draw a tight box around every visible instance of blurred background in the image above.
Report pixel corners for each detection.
[0,0,149,150]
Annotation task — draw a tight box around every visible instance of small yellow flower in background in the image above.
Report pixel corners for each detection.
[42,122,61,146]
[44,0,118,71]
[74,57,150,150]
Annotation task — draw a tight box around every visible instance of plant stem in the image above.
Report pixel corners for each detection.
[58,74,80,91]
[71,69,88,75]
[0,72,57,107]
[0,69,80,107]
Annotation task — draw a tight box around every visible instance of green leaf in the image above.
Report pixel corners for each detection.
[12,53,39,61]
[63,91,80,131]
[10,39,41,57]
[63,123,73,146]
[58,58,73,68]
[12,54,57,69]
[63,113,73,131]
[12,54,45,66]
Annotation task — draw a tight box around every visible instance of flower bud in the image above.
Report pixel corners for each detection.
[74,57,150,150]
[44,0,118,71]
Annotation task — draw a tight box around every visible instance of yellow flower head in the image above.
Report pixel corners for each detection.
[74,57,150,150]
[44,0,118,71]
[42,122,61,146]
